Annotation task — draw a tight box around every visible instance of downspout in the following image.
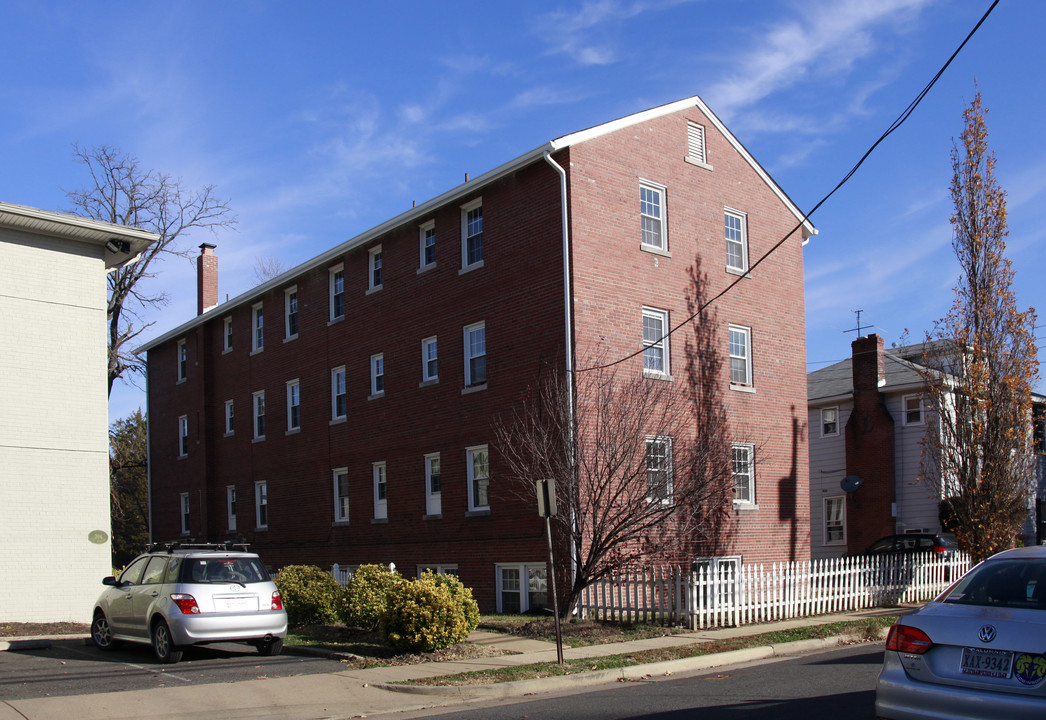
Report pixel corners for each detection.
[543,150,578,611]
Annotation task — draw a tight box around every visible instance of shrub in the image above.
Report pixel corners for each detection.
[273,565,344,627]
[340,564,402,630]
[380,574,477,653]
[426,571,480,634]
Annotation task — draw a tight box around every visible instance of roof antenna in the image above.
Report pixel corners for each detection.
[844,309,870,338]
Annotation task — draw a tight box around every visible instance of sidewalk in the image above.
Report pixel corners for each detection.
[0,608,902,720]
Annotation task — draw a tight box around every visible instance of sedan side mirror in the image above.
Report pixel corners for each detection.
[102,576,118,586]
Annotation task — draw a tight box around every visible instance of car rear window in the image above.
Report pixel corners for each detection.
[180,556,271,584]
[943,558,1046,609]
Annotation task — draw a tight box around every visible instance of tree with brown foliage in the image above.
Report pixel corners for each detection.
[919,91,1039,562]
[65,145,236,396]
[110,409,150,567]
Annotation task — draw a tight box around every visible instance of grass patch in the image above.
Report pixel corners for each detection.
[403,616,897,687]
[478,616,691,648]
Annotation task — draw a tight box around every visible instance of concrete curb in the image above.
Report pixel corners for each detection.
[374,634,874,698]
[0,639,53,652]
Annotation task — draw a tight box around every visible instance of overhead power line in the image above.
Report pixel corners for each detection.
[579,0,1001,374]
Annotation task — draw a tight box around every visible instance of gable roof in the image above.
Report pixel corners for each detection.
[808,343,936,404]
[138,95,816,354]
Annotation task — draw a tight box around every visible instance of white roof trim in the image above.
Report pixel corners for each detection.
[137,94,814,353]
[0,200,157,268]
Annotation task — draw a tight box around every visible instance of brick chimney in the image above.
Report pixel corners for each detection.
[197,243,218,315]
[844,334,896,553]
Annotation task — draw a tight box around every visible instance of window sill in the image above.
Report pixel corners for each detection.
[255,526,268,532]
[284,334,298,344]
[640,244,672,258]
[224,431,234,438]
[423,513,443,521]
[332,520,350,527]
[285,428,301,436]
[250,348,263,356]
[252,436,266,443]
[725,267,751,278]
[366,285,383,296]
[177,454,187,460]
[684,157,714,171]
[330,416,347,426]
[730,384,756,394]
[419,378,439,388]
[643,371,673,382]
[222,347,233,355]
[371,518,388,524]
[465,509,491,518]
[459,260,484,275]
[417,263,436,275]
[733,502,759,511]
[176,378,186,385]
[369,391,386,401]
[327,316,345,327]
[462,383,487,395]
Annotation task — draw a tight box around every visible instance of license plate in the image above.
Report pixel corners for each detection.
[214,595,258,612]
[961,647,1013,678]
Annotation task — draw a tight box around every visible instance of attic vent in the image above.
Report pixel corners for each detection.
[686,121,712,170]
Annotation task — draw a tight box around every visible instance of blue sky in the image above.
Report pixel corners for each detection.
[2,0,1043,423]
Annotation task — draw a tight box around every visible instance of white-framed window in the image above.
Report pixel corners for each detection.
[724,209,748,273]
[286,379,301,432]
[251,303,264,353]
[496,564,547,614]
[284,286,299,340]
[425,453,441,516]
[693,556,741,608]
[177,415,189,458]
[422,336,438,383]
[821,407,839,437]
[645,436,673,504]
[464,322,486,388]
[418,564,458,578]
[176,339,187,382]
[331,366,347,420]
[903,395,925,425]
[825,496,846,545]
[419,221,436,269]
[223,316,233,352]
[461,198,483,269]
[226,485,237,532]
[729,325,752,387]
[224,400,234,435]
[333,468,350,523]
[255,481,268,529]
[686,120,711,168]
[642,307,670,377]
[329,264,345,322]
[373,462,387,520]
[180,493,190,535]
[370,353,385,397]
[466,445,490,512]
[639,181,666,251]
[732,442,755,505]
[368,245,383,291]
[253,390,266,440]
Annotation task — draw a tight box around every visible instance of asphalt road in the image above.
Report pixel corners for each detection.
[401,643,885,720]
[0,639,347,701]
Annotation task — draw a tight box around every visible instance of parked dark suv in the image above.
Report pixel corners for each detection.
[91,542,287,663]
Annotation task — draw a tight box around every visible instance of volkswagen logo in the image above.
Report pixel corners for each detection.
[979,625,997,643]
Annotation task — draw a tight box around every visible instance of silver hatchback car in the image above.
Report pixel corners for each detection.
[91,543,287,663]
[876,545,1046,719]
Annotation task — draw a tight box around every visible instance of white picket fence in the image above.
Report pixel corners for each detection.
[579,552,972,630]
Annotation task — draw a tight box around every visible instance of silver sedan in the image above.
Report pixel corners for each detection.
[876,545,1046,719]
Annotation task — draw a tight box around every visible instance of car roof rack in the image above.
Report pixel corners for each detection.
[146,541,251,554]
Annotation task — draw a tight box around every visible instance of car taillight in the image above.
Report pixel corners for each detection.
[271,590,283,611]
[933,544,948,557]
[170,593,200,614]
[885,624,933,654]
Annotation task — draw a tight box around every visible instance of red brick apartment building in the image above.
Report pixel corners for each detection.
[140,96,815,612]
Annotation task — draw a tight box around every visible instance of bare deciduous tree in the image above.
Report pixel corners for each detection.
[253,255,287,283]
[65,145,236,395]
[918,91,1039,562]
[495,258,738,614]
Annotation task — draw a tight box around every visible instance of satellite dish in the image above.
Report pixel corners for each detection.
[840,475,864,493]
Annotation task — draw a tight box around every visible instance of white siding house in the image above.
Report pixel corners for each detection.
[0,202,154,622]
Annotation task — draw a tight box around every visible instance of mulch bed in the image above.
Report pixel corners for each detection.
[1,622,90,638]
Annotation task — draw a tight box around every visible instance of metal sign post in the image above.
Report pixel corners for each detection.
[537,478,564,664]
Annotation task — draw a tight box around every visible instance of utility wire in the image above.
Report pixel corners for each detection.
[579,0,1001,374]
